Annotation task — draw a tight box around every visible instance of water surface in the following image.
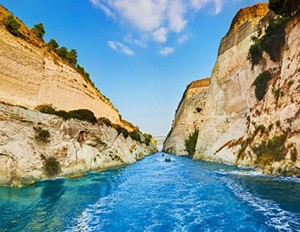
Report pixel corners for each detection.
[1,153,300,231]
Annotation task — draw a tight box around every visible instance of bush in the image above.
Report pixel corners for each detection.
[35,105,97,124]
[43,156,61,177]
[248,40,262,65]
[34,127,50,143]
[248,17,288,65]
[32,23,45,39]
[143,133,153,146]
[185,129,199,156]
[35,104,56,114]
[253,71,272,101]
[253,134,288,165]
[129,129,141,142]
[98,117,112,127]
[269,0,300,16]
[68,109,97,124]
[260,17,288,62]
[5,15,21,36]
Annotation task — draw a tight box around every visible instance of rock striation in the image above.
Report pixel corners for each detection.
[164,3,300,176]
[0,6,157,186]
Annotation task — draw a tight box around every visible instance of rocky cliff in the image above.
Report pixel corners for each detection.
[0,6,157,186]
[164,3,300,176]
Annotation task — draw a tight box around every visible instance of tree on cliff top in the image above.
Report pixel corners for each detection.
[5,15,21,36]
[32,23,45,39]
[47,39,59,51]
[269,0,300,16]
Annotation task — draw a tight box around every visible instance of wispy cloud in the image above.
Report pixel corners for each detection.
[177,34,189,44]
[107,41,135,56]
[160,47,175,56]
[90,0,226,44]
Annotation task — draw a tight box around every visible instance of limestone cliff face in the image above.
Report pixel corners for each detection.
[0,5,131,130]
[0,103,157,186]
[163,78,211,155]
[164,3,300,176]
[0,6,157,186]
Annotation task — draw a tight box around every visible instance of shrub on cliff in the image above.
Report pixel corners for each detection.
[5,15,21,36]
[32,23,45,39]
[68,109,97,124]
[113,124,129,138]
[42,156,61,177]
[248,37,262,65]
[269,0,300,16]
[35,104,56,114]
[253,134,288,165]
[185,129,199,156]
[248,17,288,65]
[260,17,288,62]
[129,129,142,142]
[253,71,272,101]
[35,105,97,124]
[143,133,153,146]
[34,127,50,143]
[98,117,112,127]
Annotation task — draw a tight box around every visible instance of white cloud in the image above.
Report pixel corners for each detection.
[160,47,175,56]
[107,41,135,56]
[91,0,226,44]
[124,34,147,48]
[89,0,115,17]
[152,27,168,43]
[177,34,189,44]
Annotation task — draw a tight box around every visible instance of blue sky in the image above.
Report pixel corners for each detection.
[0,0,265,136]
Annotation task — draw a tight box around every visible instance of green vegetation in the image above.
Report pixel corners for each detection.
[32,23,45,39]
[253,71,272,101]
[143,134,153,146]
[47,39,59,51]
[248,37,262,65]
[248,17,288,65]
[185,129,199,156]
[98,117,112,127]
[129,129,141,142]
[269,0,300,16]
[5,15,21,36]
[113,124,129,138]
[35,104,97,124]
[34,127,50,143]
[253,134,288,165]
[42,156,61,177]
[261,17,288,62]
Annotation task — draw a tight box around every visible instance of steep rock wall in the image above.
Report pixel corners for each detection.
[164,3,300,176]
[163,78,211,155]
[0,103,157,186]
[0,6,130,129]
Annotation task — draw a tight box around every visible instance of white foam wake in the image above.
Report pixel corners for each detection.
[224,177,300,232]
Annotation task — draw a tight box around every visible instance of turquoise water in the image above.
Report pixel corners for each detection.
[1,153,300,232]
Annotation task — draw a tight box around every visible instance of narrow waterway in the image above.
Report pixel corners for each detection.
[1,153,300,232]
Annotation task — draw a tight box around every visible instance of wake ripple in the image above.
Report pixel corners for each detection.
[223,177,300,232]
